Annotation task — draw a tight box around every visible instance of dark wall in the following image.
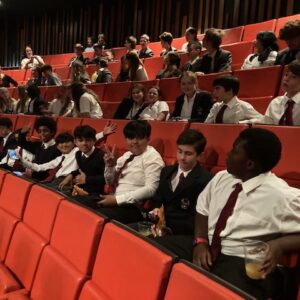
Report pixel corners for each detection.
[0,0,299,67]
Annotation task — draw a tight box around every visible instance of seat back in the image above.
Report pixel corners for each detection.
[234,66,283,98]
[86,83,106,101]
[164,262,251,300]
[198,71,232,92]
[275,14,300,37]
[14,115,37,135]
[172,37,186,50]
[82,222,175,300]
[44,86,61,101]
[159,77,182,102]
[103,81,132,102]
[53,66,71,80]
[243,19,276,42]
[107,61,121,80]
[144,56,164,80]
[135,79,159,92]
[56,117,83,135]
[111,47,127,60]
[100,102,121,119]
[252,125,300,188]
[222,26,244,45]
[0,169,7,194]
[81,118,109,134]
[190,124,248,173]
[241,96,273,114]
[148,41,162,56]
[223,41,253,68]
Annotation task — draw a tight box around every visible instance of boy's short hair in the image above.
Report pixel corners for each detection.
[74,43,84,50]
[159,32,173,44]
[140,34,150,42]
[34,116,57,134]
[123,120,151,140]
[99,59,108,68]
[125,36,137,49]
[74,125,96,140]
[177,129,207,155]
[55,132,74,144]
[287,59,300,76]
[41,64,53,73]
[0,117,13,129]
[279,20,300,40]
[204,28,225,48]
[188,41,202,52]
[213,75,240,95]
[237,128,281,172]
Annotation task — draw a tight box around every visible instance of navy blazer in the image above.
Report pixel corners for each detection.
[172,91,213,122]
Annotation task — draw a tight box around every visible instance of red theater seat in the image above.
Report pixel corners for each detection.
[53,66,70,81]
[148,41,162,56]
[275,14,300,37]
[135,79,159,91]
[103,81,131,102]
[107,61,121,80]
[56,117,83,135]
[44,86,60,101]
[223,41,253,68]
[241,96,273,114]
[222,26,244,45]
[111,47,127,60]
[100,102,120,119]
[14,115,36,136]
[198,71,232,92]
[79,222,175,300]
[159,77,181,102]
[243,19,276,42]
[144,56,164,81]
[86,83,106,100]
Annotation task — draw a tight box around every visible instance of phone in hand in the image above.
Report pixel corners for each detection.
[13,171,23,177]
[8,149,18,160]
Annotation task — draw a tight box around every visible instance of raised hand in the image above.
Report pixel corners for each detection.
[103,144,116,167]
[103,121,117,137]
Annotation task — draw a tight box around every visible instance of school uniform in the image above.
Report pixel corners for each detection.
[113,98,147,120]
[0,132,18,161]
[26,96,48,115]
[275,48,300,66]
[172,91,213,122]
[182,57,202,72]
[138,48,154,59]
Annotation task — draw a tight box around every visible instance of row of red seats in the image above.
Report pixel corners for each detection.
[3,114,300,189]
[0,172,255,300]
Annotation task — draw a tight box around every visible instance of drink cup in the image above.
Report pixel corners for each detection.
[137,221,153,237]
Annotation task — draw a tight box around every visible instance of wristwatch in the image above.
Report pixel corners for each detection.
[192,237,208,247]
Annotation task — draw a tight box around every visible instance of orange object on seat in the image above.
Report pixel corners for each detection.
[190,124,248,173]
[243,19,276,42]
[103,81,131,102]
[78,222,175,300]
[29,201,105,300]
[234,66,283,98]
[164,262,250,300]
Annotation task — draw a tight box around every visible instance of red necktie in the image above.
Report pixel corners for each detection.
[279,99,295,126]
[109,154,135,193]
[210,183,242,261]
[41,156,65,183]
[215,105,228,124]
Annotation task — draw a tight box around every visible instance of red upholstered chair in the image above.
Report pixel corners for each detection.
[78,222,176,300]
[29,201,105,300]
[172,37,186,50]
[14,115,37,135]
[189,123,248,174]
[144,56,164,80]
[0,170,7,195]
[53,66,70,81]
[159,77,182,102]
[197,71,232,92]
[81,118,110,134]
[100,102,120,119]
[56,117,83,135]
[44,86,60,101]
[234,66,283,98]
[241,96,273,114]
[107,61,121,80]
[275,14,300,37]
[147,41,162,56]
[0,187,62,295]
[85,64,99,77]
[8,70,27,83]
[134,79,159,92]
[2,115,17,131]
[103,81,131,102]
[86,83,106,100]
[252,125,300,188]
[221,26,244,45]
[243,19,276,42]
[111,47,127,60]
[164,261,254,300]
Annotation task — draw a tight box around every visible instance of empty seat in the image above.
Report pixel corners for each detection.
[241,96,273,114]
[243,19,276,42]
[44,86,60,101]
[14,115,37,136]
[107,61,121,80]
[111,47,127,60]
[86,83,106,100]
[8,70,27,83]
[100,102,120,119]
[0,186,62,294]
[234,66,283,98]
[79,222,175,300]
[144,56,164,80]
[222,26,244,45]
[103,81,131,102]
[56,117,83,135]
[198,71,232,92]
[172,37,186,50]
[29,201,105,300]
[189,123,248,173]
[159,77,181,102]
[252,125,300,188]
[147,41,162,56]
[164,261,252,300]
[53,66,70,81]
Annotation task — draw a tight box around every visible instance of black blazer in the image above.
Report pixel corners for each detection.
[275,48,300,65]
[172,91,213,122]
[153,163,212,235]
[113,97,147,120]
[200,48,232,74]
[182,57,202,72]
[0,133,18,161]
[138,48,154,59]
[72,148,105,195]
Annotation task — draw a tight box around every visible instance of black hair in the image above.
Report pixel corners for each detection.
[255,31,279,63]
[279,20,300,40]
[34,116,57,133]
[166,51,181,68]
[123,120,151,140]
[99,59,108,68]
[55,132,74,144]
[74,125,96,140]
[0,117,13,129]
[237,128,281,172]
[41,64,53,73]
[177,129,206,155]
[27,84,40,98]
[159,32,173,45]
[213,76,240,95]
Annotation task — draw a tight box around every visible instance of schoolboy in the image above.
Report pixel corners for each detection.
[260,59,300,125]
[138,34,154,59]
[97,120,165,223]
[182,41,202,72]
[0,117,18,161]
[40,64,62,86]
[205,76,262,123]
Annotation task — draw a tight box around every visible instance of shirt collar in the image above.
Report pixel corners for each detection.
[82,146,95,158]
[223,96,238,109]
[240,172,271,195]
[42,139,56,149]
[190,57,200,65]
[184,91,197,103]
[177,166,193,178]
[283,92,300,104]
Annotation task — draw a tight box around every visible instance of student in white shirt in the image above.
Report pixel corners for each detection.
[70,81,103,119]
[241,31,278,70]
[49,85,74,117]
[21,46,45,70]
[97,120,165,224]
[139,86,169,121]
[193,128,300,300]
[205,76,262,123]
[258,59,300,125]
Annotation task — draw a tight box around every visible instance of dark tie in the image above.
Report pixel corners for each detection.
[0,138,4,154]
[176,172,185,189]
[109,154,135,193]
[215,105,228,124]
[41,156,65,183]
[279,99,295,126]
[210,183,242,261]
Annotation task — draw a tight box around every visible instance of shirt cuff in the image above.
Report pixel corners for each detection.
[115,194,127,205]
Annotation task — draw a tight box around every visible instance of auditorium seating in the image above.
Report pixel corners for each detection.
[221,26,244,45]
[86,83,106,100]
[159,77,181,102]
[197,71,232,92]
[43,86,60,101]
[241,96,273,114]
[111,47,127,60]
[53,66,70,81]
[14,115,37,135]
[242,19,276,42]
[103,81,131,102]
[55,117,83,135]
[143,56,164,81]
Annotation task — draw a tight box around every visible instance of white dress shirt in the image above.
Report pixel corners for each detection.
[241,51,277,70]
[49,99,75,117]
[205,96,262,123]
[77,92,103,119]
[196,170,300,257]
[105,146,165,205]
[257,92,300,125]
[139,101,169,120]
[21,147,79,178]
[181,92,197,119]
